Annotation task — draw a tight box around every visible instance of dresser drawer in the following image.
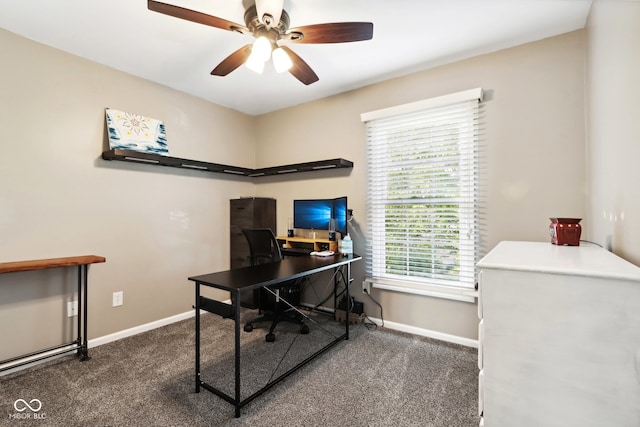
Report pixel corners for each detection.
[230,201,254,227]
[479,368,484,417]
[477,270,483,319]
[478,319,484,370]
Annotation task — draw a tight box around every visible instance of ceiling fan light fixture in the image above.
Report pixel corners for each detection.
[245,52,265,74]
[147,0,373,85]
[251,36,272,63]
[272,47,293,73]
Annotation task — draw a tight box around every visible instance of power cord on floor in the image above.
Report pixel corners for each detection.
[362,287,384,330]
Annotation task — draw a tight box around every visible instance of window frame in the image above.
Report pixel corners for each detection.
[361,89,484,301]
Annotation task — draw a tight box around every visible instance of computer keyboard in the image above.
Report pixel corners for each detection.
[281,247,313,256]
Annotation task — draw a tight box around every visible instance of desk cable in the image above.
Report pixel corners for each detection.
[362,287,384,330]
[304,266,348,314]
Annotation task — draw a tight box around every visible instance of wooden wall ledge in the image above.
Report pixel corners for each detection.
[102,149,353,178]
[0,255,106,274]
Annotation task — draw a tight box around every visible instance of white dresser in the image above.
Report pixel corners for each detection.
[477,241,640,427]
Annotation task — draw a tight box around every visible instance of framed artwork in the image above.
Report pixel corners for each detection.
[105,108,168,155]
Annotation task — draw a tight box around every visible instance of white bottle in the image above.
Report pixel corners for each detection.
[341,233,353,256]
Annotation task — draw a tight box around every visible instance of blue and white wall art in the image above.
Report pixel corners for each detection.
[105,108,169,155]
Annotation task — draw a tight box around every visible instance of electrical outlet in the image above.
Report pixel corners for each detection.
[67,300,78,317]
[362,280,371,294]
[113,291,123,307]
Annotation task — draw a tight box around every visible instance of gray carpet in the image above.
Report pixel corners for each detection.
[1,312,479,426]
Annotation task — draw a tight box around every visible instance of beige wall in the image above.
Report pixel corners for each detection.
[0,29,256,359]
[586,0,640,265]
[1,22,592,360]
[255,30,587,340]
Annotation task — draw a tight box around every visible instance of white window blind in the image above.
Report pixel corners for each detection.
[361,89,483,293]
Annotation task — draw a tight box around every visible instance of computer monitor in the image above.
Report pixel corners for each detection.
[332,196,348,237]
[293,196,348,237]
[293,199,332,231]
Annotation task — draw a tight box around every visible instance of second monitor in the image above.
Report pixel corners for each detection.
[293,196,348,238]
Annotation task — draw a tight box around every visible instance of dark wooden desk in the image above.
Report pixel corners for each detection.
[188,253,362,417]
[0,255,106,372]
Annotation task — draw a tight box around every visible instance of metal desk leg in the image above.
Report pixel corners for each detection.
[79,264,90,361]
[195,283,201,393]
[334,266,338,318]
[77,264,82,358]
[234,290,241,418]
[346,262,351,340]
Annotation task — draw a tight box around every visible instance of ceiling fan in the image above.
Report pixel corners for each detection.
[147,0,373,85]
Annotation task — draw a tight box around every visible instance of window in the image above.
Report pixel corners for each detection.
[361,89,483,300]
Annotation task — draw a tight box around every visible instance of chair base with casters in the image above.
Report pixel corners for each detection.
[241,228,309,342]
[244,323,309,343]
[243,283,310,341]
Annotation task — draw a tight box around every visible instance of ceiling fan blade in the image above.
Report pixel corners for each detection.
[211,45,253,76]
[280,46,319,85]
[255,0,284,27]
[286,22,373,44]
[148,0,249,34]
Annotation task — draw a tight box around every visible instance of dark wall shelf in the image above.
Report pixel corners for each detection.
[101,149,353,178]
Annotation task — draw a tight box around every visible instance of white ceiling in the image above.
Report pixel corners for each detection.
[0,0,592,116]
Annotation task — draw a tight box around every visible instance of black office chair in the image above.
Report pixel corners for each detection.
[241,228,309,342]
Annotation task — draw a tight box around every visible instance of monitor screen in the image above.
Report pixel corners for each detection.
[293,197,348,236]
[333,196,348,237]
[293,199,333,231]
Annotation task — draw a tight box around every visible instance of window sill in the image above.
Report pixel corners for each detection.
[365,278,478,303]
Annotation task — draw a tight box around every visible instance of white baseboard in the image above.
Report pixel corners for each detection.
[367,317,478,348]
[89,309,204,348]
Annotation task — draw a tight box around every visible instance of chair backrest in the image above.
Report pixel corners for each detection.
[242,228,283,266]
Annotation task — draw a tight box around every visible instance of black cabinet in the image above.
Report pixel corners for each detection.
[230,198,276,270]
